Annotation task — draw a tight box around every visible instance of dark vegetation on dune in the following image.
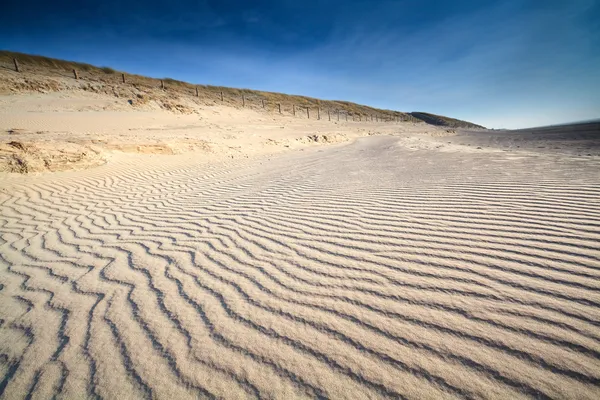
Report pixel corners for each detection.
[409,112,486,129]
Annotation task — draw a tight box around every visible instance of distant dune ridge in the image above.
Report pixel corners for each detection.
[0,50,483,129]
[1,50,600,400]
[409,112,486,129]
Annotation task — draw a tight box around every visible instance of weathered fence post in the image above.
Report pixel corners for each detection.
[337,110,340,121]
[317,108,320,120]
[293,105,296,116]
[161,80,165,90]
[242,94,245,107]
[13,58,20,72]
[262,99,265,108]
[73,69,79,80]
[195,86,199,97]
[220,91,224,101]
[122,73,126,83]
[328,110,331,121]
[306,107,310,119]
[278,103,281,114]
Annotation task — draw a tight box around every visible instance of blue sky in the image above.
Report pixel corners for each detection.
[2,0,599,128]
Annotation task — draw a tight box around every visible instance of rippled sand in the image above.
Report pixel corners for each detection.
[1,135,600,399]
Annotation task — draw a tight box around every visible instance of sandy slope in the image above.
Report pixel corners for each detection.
[0,90,444,174]
[0,65,440,174]
[1,121,600,399]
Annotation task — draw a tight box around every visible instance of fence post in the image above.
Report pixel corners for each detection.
[122,73,126,83]
[262,99,265,108]
[278,103,281,114]
[293,105,296,116]
[328,110,331,121]
[161,80,164,90]
[195,86,199,97]
[306,107,310,119]
[220,91,224,101]
[242,95,245,107]
[73,69,79,80]
[317,108,320,120]
[13,58,20,72]
[337,110,340,121]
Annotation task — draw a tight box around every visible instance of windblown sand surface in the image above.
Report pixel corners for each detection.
[0,91,436,174]
[1,88,600,399]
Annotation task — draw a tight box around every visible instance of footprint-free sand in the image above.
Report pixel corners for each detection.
[1,87,600,399]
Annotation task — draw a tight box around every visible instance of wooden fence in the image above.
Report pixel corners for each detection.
[6,57,421,123]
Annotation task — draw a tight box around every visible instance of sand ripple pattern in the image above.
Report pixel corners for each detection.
[1,136,600,399]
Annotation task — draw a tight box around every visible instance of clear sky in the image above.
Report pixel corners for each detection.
[2,0,599,128]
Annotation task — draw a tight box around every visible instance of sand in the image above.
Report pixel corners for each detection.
[1,84,600,399]
[0,90,441,174]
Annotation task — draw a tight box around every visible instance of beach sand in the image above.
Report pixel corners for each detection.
[1,85,600,399]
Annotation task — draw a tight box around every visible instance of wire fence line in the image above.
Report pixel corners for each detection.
[4,56,422,123]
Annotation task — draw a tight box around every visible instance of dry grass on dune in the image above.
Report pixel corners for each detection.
[0,50,412,120]
[1,135,599,399]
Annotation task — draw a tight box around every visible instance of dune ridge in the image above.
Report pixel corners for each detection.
[1,135,599,399]
[0,50,483,129]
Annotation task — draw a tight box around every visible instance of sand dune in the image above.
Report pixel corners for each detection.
[1,130,600,399]
[0,90,441,173]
